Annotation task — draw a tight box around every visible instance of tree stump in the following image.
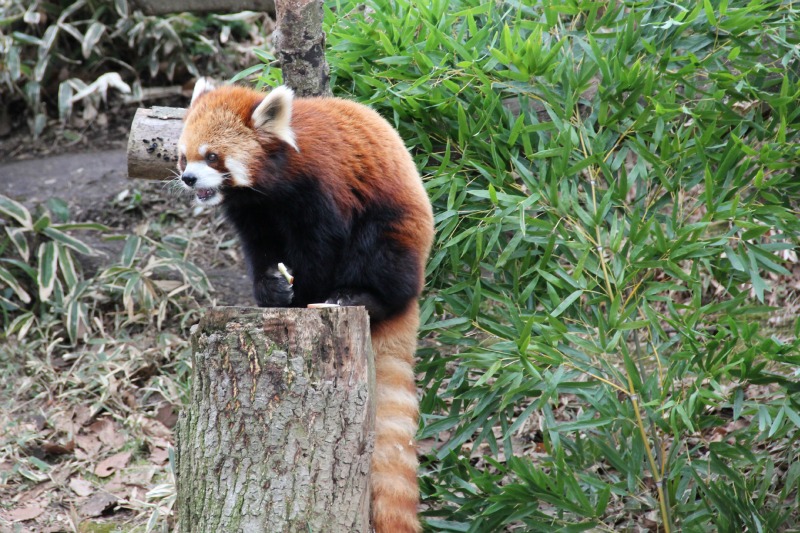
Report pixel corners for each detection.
[175,306,375,533]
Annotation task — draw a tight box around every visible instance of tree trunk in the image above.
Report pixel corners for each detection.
[274,0,331,97]
[175,306,375,533]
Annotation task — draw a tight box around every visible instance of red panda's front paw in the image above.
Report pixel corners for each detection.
[253,269,294,308]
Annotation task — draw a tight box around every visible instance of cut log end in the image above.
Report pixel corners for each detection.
[127,107,186,180]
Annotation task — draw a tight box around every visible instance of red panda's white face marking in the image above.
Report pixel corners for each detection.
[225,157,250,186]
[182,160,225,206]
[177,139,232,206]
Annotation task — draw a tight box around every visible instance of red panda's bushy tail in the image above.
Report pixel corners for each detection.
[370,305,422,533]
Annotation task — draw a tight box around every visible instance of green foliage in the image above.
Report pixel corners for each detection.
[0,194,105,344]
[0,193,211,349]
[320,0,800,530]
[0,0,260,134]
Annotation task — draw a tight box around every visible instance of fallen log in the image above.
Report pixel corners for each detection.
[126,106,185,181]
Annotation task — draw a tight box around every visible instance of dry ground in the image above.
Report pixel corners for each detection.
[0,100,252,532]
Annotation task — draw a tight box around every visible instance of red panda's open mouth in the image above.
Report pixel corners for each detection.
[196,188,218,202]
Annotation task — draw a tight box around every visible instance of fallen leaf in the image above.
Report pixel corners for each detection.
[7,504,45,522]
[120,466,155,487]
[69,476,94,497]
[104,475,134,499]
[73,404,94,427]
[90,418,125,450]
[156,402,178,428]
[52,411,77,436]
[31,414,47,431]
[417,437,437,455]
[79,491,118,517]
[42,439,75,455]
[149,436,171,450]
[95,451,131,478]
[49,464,73,485]
[16,483,54,504]
[122,390,137,409]
[75,433,102,459]
[51,355,71,370]
[142,418,171,439]
[149,446,169,465]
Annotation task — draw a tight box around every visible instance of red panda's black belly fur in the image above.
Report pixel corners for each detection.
[223,170,422,324]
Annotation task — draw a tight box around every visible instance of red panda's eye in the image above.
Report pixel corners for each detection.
[206,153,218,163]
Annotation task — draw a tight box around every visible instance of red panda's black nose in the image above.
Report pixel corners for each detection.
[182,174,197,187]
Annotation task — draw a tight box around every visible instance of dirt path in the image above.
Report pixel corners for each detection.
[1,150,128,210]
[0,148,253,306]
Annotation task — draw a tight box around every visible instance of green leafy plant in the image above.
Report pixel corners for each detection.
[0,188,211,531]
[0,0,264,134]
[320,0,800,530]
[0,194,105,344]
[98,230,213,330]
[0,193,212,347]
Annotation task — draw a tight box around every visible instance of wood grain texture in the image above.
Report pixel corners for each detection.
[176,306,375,533]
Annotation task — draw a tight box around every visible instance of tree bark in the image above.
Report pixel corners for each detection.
[274,0,331,97]
[176,306,375,533]
[126,106,185,180]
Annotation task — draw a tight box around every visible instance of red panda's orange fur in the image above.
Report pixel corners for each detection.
[179,85,434,533]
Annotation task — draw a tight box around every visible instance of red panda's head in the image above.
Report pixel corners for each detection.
[177,79,298,206]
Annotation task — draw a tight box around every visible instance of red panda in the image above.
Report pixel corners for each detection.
[178,79,434,533]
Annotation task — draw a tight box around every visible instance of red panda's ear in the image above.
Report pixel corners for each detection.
[252,85,298,152]
[190,77,216,106]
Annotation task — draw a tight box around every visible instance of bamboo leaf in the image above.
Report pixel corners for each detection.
[37,242,58,301]
[0,264,32,303]
[0,195,33,229]
[5,226,30,262]
[41,227,95,255]
[81,21,106,59]
[551,290,583,318]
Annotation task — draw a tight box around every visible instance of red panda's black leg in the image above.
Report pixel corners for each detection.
[325,289,390,323]
[253,267,294,308]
